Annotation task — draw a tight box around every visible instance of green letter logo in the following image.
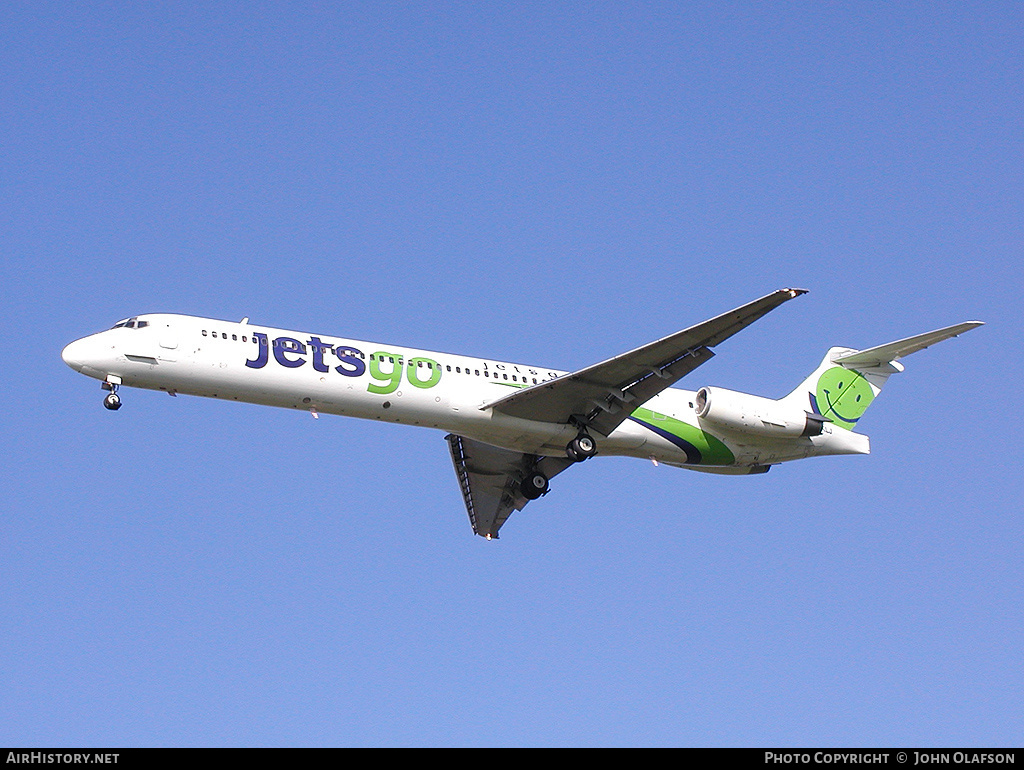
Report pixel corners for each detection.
[407,357,441,389]
[368,351,403,395]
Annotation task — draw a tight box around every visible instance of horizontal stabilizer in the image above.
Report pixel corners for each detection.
[832,321,984,369]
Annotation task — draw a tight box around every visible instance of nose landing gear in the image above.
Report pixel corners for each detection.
[102,380,122,411]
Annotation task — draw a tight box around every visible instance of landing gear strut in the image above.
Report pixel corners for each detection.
[102,381,122,411]
[566,432,598,462]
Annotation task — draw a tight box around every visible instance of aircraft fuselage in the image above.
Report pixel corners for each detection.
[61,312,849,470]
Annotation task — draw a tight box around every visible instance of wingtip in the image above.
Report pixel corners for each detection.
[947,320,985,335]
[783,287,809,298]
[954,321,985,337]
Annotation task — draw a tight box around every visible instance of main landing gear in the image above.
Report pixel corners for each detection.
[566,432,598,463]
[519,430,600,501]
[520,470,549,500]
[102,380,122,411]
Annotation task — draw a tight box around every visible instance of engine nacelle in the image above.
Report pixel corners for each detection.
[694,386,826,438]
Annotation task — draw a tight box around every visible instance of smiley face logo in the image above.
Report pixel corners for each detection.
[811,367,874,429]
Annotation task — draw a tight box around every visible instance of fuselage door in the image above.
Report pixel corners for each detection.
[158,324,178,362]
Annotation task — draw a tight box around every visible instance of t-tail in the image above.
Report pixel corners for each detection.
[780,321,985,434]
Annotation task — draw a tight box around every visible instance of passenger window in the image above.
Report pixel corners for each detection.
[202,330,208,336]
[232,334,237,341]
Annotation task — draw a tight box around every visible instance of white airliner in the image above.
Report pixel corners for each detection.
[62,289,982,538]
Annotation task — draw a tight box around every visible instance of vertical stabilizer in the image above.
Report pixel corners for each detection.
[780,347,888,431]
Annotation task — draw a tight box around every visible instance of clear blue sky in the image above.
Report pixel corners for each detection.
[2,2,1021,747]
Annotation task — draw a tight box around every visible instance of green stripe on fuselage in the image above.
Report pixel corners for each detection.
[630,406,735,465]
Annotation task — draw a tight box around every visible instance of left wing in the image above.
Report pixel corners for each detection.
[446,434,575,539]
[483,288,806,436]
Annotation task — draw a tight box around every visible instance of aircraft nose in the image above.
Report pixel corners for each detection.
[62,339,85,371]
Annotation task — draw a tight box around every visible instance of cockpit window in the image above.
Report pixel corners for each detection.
[111,317,148,329]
